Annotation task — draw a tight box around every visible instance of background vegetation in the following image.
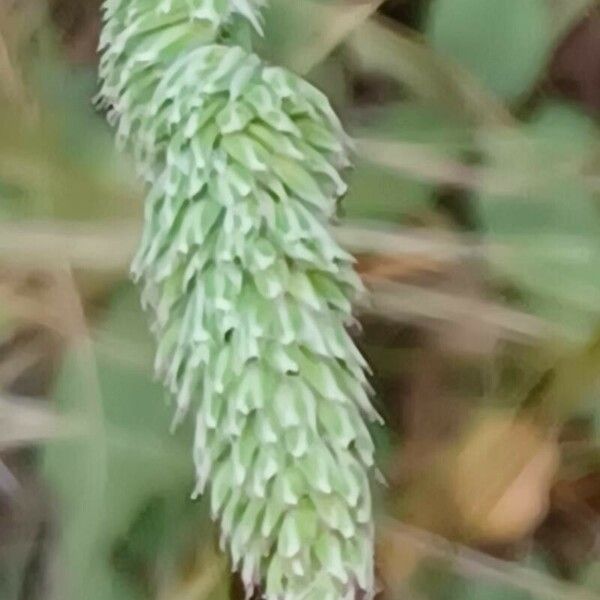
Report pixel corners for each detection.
[0,0,599,598]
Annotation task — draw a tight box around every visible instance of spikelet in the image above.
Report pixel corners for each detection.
[97,1,381,598]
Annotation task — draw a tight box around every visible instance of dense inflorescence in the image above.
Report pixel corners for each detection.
[97,1,381,598]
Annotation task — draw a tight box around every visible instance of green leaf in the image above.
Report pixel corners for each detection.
[260,0,383,75]
[476,103,600,339]
[43,286,226,600]
[427,0,552,100]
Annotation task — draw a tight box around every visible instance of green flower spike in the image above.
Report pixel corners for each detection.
[97,1,382,598]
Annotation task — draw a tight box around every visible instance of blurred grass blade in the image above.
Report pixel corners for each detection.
[381,518,600,600]
[262,0,384,75]
[0,394,84,448]
[0,220,139,271]
[356,137,485,190]
[360,279,559,341]
[290,0,385,75]
[356,136,599,195]
[348,16,512,125]
[334,223,480,262]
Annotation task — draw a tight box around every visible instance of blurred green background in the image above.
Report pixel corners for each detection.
[0,1,599,599]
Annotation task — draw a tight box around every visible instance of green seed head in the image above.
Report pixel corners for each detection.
[97,1,381,598]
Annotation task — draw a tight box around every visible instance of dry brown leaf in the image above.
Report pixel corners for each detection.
[451,411,560,544]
